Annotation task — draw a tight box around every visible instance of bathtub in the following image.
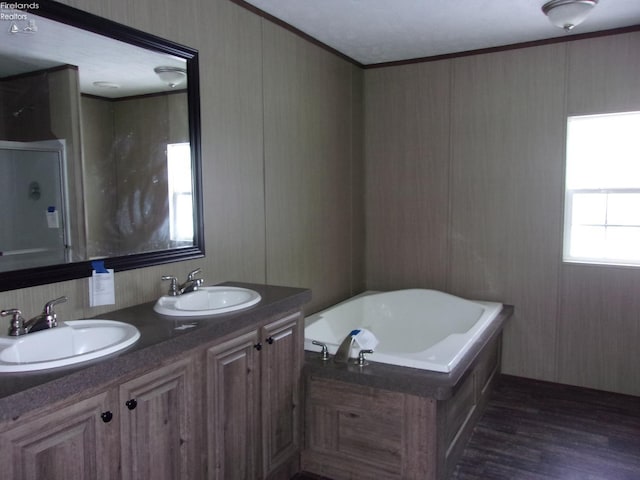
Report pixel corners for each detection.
[304,289,503,373]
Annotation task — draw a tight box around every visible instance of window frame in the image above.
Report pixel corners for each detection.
[563,111,640,267]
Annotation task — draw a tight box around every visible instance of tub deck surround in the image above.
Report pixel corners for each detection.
[301,305,512,480]
[0,282,311,423]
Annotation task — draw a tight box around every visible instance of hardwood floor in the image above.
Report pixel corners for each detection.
[293,374,640,480]
[453,374,640,479]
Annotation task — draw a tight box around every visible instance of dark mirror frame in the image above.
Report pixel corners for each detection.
[1,0,204,292]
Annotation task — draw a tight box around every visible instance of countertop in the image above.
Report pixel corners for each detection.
[304,305,513,401]
[0,282,311,423]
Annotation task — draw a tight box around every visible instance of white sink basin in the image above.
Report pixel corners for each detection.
[0,320,140,372]
[153,286,261,317]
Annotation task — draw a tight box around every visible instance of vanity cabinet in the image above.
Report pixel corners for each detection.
[0,355,200,480]
[260,313,302,476]
[206,311,303,480]
[0,389,120,480]
[119,356,200,480]
[0,287,310,480]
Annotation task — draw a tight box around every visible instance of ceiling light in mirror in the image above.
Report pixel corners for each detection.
[154,66,187,88]
[93,81,120,89]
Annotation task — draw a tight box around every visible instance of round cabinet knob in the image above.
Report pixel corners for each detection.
[101,411,113,423]
[253,343,262,351]
[266,336,274,345]
[125,399,138,410]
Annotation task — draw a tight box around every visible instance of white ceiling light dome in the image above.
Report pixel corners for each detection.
[542,0,599,32]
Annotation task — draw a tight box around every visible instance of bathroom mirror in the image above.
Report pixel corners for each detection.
[0,1,204,291]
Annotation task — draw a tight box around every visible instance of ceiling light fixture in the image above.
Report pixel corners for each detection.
[154,66,187,88]
[93,81,120,89]
[542,0,598,32]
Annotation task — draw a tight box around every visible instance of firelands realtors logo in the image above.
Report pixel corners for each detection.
[1,2,40,34]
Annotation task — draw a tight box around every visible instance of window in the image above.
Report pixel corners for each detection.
[564,111,640,266]
[167,143,193,243]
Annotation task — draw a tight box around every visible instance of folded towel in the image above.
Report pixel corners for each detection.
[352,328,379,351]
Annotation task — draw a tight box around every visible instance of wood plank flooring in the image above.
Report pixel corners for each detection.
[293,374,640,480]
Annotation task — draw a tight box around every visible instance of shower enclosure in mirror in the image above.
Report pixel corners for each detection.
[0,140,70,271]
[0,0,203,290]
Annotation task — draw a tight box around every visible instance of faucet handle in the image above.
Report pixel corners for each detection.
[355,349,374,367]
[186,268,202,281]
[43,296,68,315]
[311,340,330,361]
[1,308,26,336]
[161,276,179,296]
[41,296,67,329]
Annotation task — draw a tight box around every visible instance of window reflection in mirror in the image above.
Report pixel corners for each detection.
[167,142,194,244]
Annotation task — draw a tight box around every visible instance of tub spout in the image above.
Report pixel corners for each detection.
[334,331,356,364]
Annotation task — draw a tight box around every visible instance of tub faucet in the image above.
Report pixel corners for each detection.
[334,331,357,364]
[355,349,374,367]
[311,340,330,361]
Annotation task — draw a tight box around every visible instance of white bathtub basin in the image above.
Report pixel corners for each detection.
[153,286,261,317]
[305,289,503,373]
[0,320,140,372]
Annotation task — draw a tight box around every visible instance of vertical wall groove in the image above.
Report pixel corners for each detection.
[553,42,571,383]
[445,61,454,294]
[260,17,269,285]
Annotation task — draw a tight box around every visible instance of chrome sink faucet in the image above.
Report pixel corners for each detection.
[161,268,204,296]
[180,268,204,294]
[1,296,68,336]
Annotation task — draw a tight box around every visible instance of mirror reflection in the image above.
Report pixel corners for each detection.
[0,3,202,282]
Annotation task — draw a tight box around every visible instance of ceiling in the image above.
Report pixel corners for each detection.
[1,8,186,98]
[241,0,640,65]
[2,1,639,96]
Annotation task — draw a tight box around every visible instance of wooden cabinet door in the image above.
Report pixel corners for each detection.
[206,329,260,480]
[119,356,198,480]
[0,390,119,480]
[261,312,302,477]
